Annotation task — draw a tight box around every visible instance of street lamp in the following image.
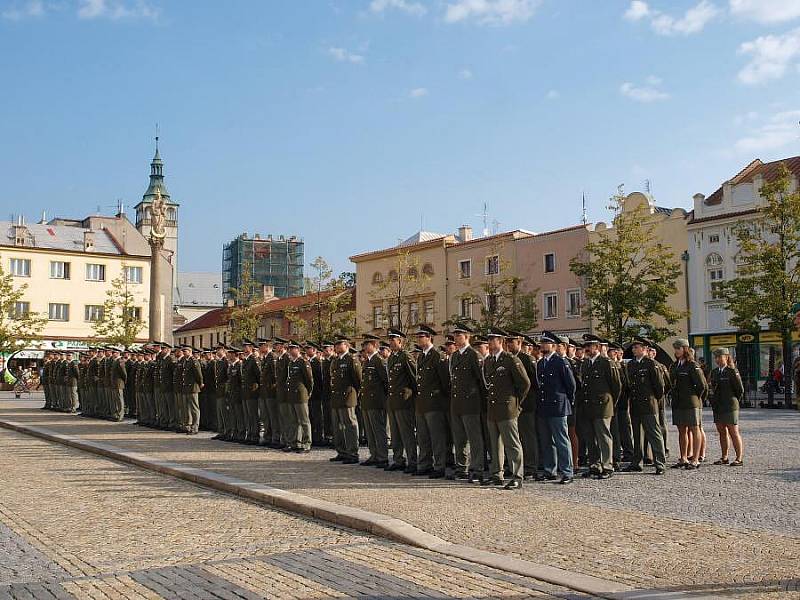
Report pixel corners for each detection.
[681,250,691,339]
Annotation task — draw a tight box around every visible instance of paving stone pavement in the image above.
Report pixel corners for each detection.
[0,422,595,600]
[1,395,799,598]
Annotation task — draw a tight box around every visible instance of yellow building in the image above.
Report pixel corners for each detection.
[1,215,161,346]
[588,192,690,344]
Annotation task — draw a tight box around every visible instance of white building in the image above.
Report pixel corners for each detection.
[688,155,800,384]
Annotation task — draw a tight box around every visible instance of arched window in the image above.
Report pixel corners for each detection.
[706,253,724,300]
[407,266,419,279]
[422,263,434,277]
[372,272,383,285]
[388,270,398,282]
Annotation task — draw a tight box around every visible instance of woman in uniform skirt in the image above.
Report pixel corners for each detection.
[709,348,745,466]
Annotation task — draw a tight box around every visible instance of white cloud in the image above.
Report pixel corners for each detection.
[459,68,473,80]
[734,110,800,153]
[328,46,365,64]
[2,0,45,20]
[730,0,800,25]
[624,0,719,36]
[409,87,429,98]
[444,0,540,26]
[737,27,800,84]
[77,0,158,20]
[620,79,670,102]
[369,0,426,16]
[733,110,759,125]
[545,89,560,99]
[623,1,650,21]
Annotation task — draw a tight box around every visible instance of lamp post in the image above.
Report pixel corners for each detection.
[681,250,691,340]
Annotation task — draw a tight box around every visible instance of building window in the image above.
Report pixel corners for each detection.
[389,304,400,327]
[422,263,434,277]
[85,263,106,282]
[485,255,499,276]
[373,305,384,329]
[85,305,104,322]
[566,289,581,318]
[49,261,70,280]
[543,293,558,319]
[372,272,383,285]
[125,266,143,284]
[709,233,720,244]
[9,258,31,277]
[458,260,471,279]
[48,303,69,321]
[409,302,419,326]
[10,301,30,319]
[388,270,398,282]
[125,307,142,321]
[407,266,419,279]
[423,299,434,324]
[708,268,725,300]
[460,297,472,318]
[544,253,556,273]
[289,321,299,335]
[486,293,498,314]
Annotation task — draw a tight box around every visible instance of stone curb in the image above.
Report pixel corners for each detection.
[1,418,671,599]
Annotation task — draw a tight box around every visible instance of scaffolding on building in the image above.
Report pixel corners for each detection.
[222,233,305,304]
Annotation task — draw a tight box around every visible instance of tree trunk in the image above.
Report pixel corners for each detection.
[783,334,793,409]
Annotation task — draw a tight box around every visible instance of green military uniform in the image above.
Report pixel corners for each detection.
[41,357,51,409]
[285,353,314,451]
[226,356,244,440]
[386,344,417,472]
[65,357,79,412]
[450,343,487,479]
[514,349,538,478]
[241,346,261,443]
[626,352,666,471]
[212,354,229,438]
[173,353,186,430]
[182,352,204,434]
[578,354,621,475]
[260,350,279,446]
[415,343,451,476]
[159,350,176,429]
[360,349,389,466]
[669,359,707,426]
[709,365,743,425]
[110,354,127,421]
[329,345,362,462]
[483,348,530,483]
[275,349,291,447]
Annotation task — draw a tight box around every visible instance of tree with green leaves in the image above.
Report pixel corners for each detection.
[285,256,356,343]
[0,264,46,355]
[570,188,685,344]
[446,245,539,335]
[722,163,800,407]
[369,249,431,335]
[228,260,260,345]
[92,265,144,347]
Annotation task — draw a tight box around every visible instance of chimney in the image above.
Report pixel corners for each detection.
[39,210,47,224]
[262,285,275,300]
[13,224,28,246]
[458,225,473,242]
[83,231,95,252]
[254,233,261,240]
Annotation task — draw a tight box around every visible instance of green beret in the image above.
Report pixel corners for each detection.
[712,347,730,357]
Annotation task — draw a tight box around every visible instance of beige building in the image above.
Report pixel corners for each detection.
[588,192,690,344]
[351,224,592,338]
[1,215,166,345]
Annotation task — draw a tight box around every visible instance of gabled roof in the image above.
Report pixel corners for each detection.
[704,155,800,206]
[173,307,230,333]
[0,221,130,256]
[400,230,447,246]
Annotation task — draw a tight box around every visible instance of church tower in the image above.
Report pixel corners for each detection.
[135,136,179,274]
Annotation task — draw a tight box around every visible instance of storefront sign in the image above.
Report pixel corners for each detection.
[759,332,783,343]
[737,333,756,343]
[709,335,737,345]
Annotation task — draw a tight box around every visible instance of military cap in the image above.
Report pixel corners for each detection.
[486,327,506,339]
[631,336,654,349]
[348,347,357,354]
[582,333,604,347]
[257,338,271,344]
[303,340,320,350]
[712,347,730,357]
[672,338,691,349]
[322,340,335,347]
[415,325,437,337]
[444,335,455,345]
[539,331,560,344]
[242,339,255,347]
[523,335,539,347]
[287,340,300,348]
[568,337,581,348]
[504,330,524,340]
[451,322,473,334]
[273,337,288,345]
[161,343,173,349]
[361,334,380,345]
[335,334,352,344]
[379,341,390,350]
[228,346,241,352]
[387,327,406,339]
[472,335,488,346]
[609,342,624,351]
[438,345,447,352]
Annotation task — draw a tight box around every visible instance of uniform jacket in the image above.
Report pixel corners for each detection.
[329,353,362,409]
[286,357,313,403]
[226,360,242,402]
[709,366,743,414]
[514,351,538,414]
[450,345,486,416]
[182,357,204,393]
[578,355,621,420]
[276,353,290,403]
[242,353,261,397]
[387,350,416,411]
[415,346,450,415]
[213,358,229,395]
[626,356,664,416]
[112,359,127,389]
[308,356,324,404]
[669,360,707,410]
[483,350,530,422]
[172,357,184,392]
[160,354,175,392]
[66,360,80,387]
[259,351,277,399]
[360,353,388,411]
[537,353,576,418]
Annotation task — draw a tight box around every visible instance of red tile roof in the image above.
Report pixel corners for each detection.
[174,307,230,333]
[704,156,800,206]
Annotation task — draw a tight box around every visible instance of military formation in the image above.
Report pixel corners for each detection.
[39,325,746,488]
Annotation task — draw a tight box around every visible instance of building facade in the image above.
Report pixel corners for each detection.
[688,156,800,387]
[173,271,223,329]
[222,233,304,303]
[1,217,153,345]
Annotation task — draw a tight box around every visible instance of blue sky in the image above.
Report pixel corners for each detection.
[2,0,799,276]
